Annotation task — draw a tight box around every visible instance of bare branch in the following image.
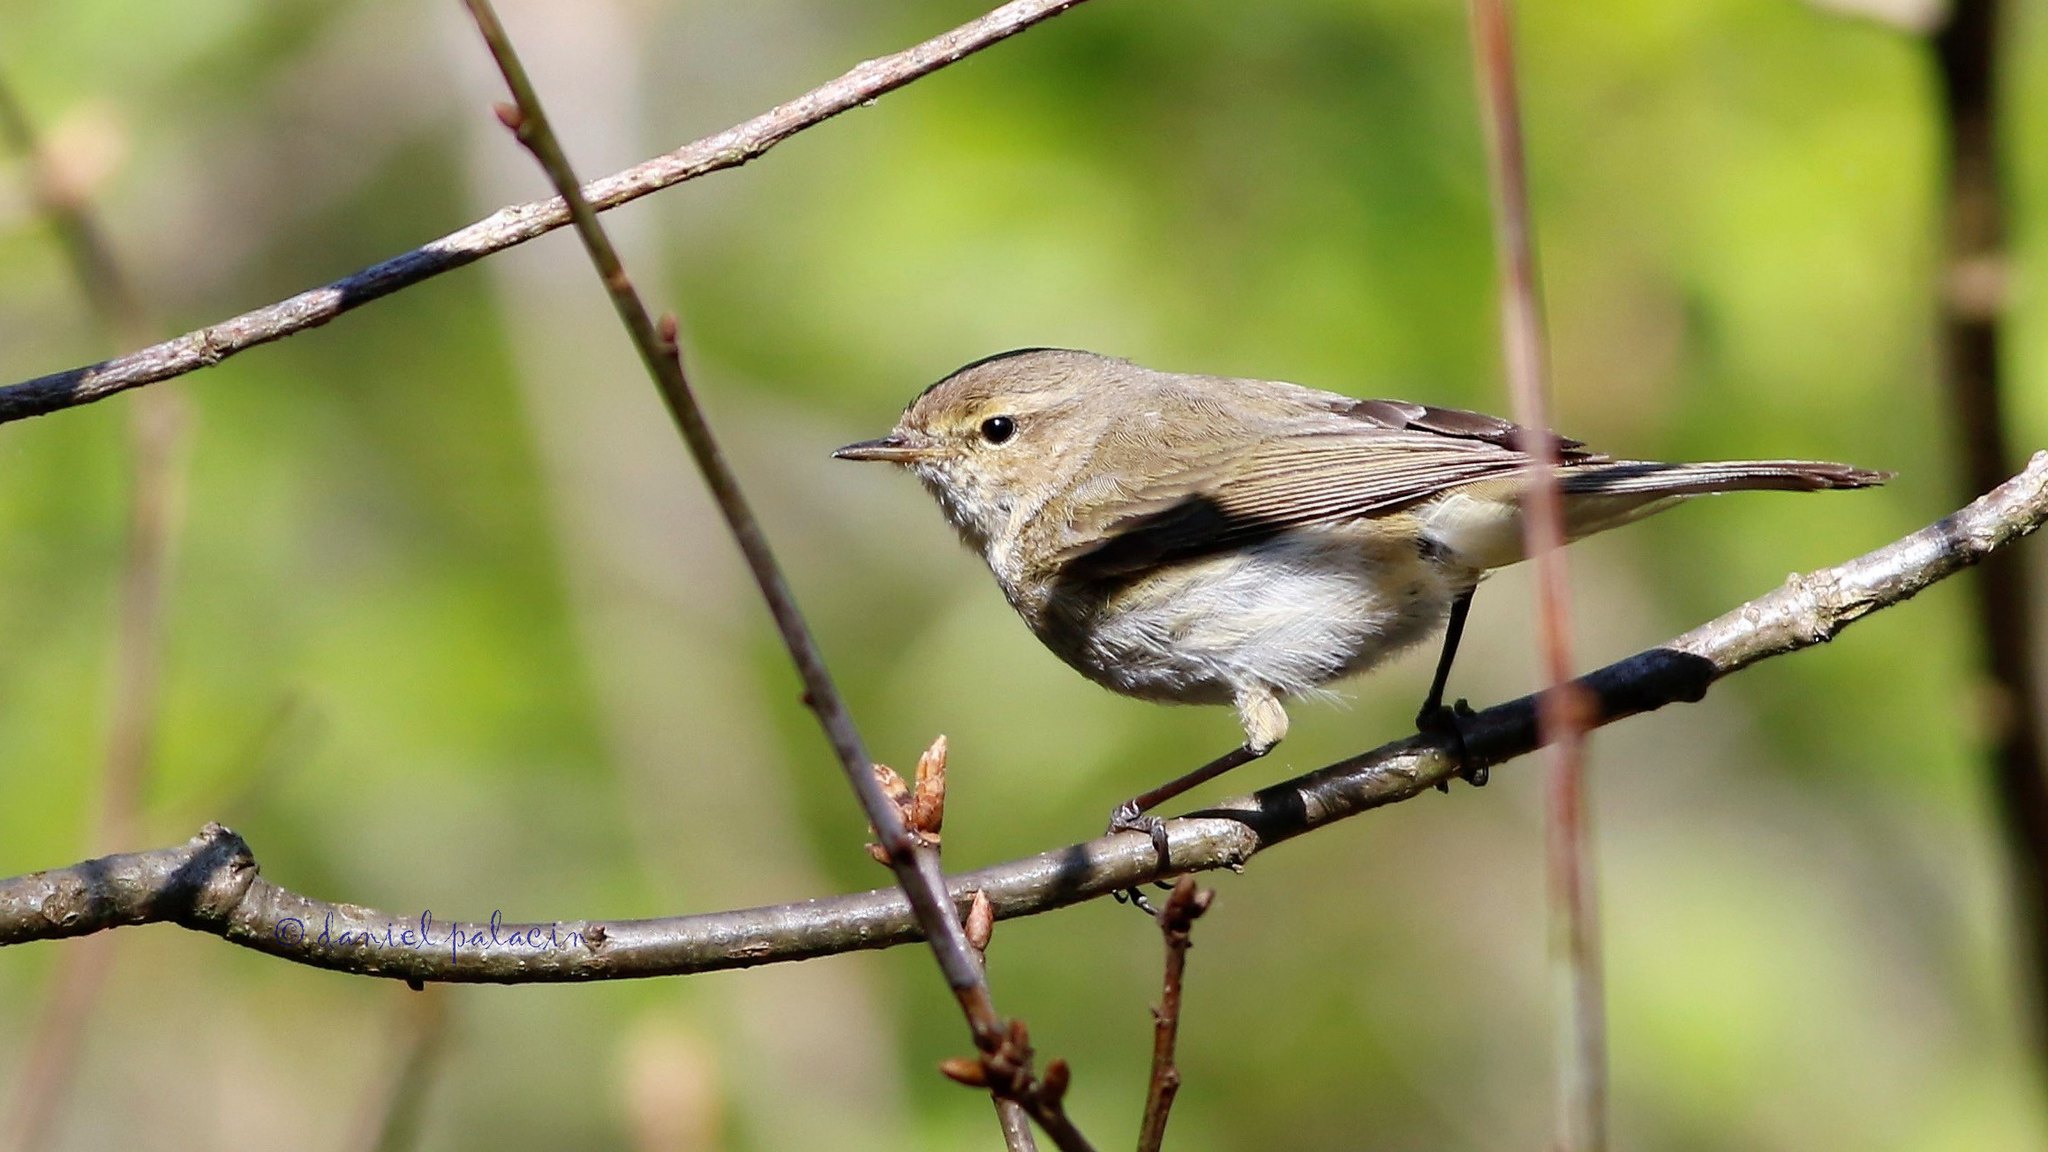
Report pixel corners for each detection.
[5,452,2045,980]
[963,892,1041,1152]
[1468,2,1604,1147]
[1138,877,1211,1152]
[0,0,1094,426]
[460,0,988,1019]
[459,7,1087,1146]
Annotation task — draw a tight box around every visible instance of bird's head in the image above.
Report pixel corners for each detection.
[834,348,1129,554]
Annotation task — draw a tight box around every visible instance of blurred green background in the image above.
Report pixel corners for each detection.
[2,0,2046,1148]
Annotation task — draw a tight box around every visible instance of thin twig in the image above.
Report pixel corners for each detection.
[1933,0,2048,1077]
[0,73,189,1152]
[7,452,2044,977]
[1138,877,1211,1152]
[0,0,1094,426]
[457,5,1085,1147]
[1468,3,1605,1148]
[964,893,1040,1152]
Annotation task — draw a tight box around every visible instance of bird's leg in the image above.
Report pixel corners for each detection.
[1108,689,1285,913]
[1109,740,1274,914]
[1416,586,1486,789]
[1417,586,1473,723]
[1107,743,1269,851]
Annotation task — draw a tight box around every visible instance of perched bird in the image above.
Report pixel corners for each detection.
[835,348,1886,848]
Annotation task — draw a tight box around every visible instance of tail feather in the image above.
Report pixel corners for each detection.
[1561,460,1890,499]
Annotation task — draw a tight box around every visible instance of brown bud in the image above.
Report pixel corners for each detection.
[938,1057,989,1088]
[492,102,525,131]
[1040,1058,1071,1102]
[866,761,914,866]
[910,734,949,837]
[964,891,995,954]
[871,761,910,807]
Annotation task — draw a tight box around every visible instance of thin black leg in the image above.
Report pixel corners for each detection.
[1416,587,1486,790]
[1107,743,1271,911]
[1417,586,1475,726]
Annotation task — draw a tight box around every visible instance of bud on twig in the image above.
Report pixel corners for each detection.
[939,1057,989,1088]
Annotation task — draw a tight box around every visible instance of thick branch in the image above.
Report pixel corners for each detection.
[0,0,1092,426]
[5,452,2046,979]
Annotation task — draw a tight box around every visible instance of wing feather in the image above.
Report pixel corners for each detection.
[1057,406,1594,579]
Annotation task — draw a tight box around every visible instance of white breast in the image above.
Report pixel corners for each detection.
[1032,530,1464,706]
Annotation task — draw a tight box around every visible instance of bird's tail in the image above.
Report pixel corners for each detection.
[1550,458,1888,548]
[1560,459,1890,499]
[1418,458,1887,571]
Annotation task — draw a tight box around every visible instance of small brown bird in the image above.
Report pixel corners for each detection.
[836,349,1885,849]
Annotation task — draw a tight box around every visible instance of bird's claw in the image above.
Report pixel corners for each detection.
[1107,801,1171,861]
[1418,698,1487,791]
[1107,801,1171,913]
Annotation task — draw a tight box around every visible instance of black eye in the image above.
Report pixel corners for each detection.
[980,416,1016,444]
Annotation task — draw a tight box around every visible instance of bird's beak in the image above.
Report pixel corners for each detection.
[832,434,930,463]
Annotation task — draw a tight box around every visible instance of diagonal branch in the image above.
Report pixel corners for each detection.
[458,5,1087,1147]
[0,0,1094,427]
[5,452,2045,980]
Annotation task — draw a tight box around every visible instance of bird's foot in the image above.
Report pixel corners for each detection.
[1417,698,1487,791]
[1107,800,1173,913]
[1107,800,1171,861]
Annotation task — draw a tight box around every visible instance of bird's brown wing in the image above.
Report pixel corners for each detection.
[1054,403,1599,580]
[1337,398,1597,461]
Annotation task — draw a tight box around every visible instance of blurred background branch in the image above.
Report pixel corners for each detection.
[0,72,191,1152]
[1465,2,1606,1147]
[1933,0,2048,1081]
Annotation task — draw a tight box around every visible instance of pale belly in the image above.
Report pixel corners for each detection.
[1023,530,1470,706]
